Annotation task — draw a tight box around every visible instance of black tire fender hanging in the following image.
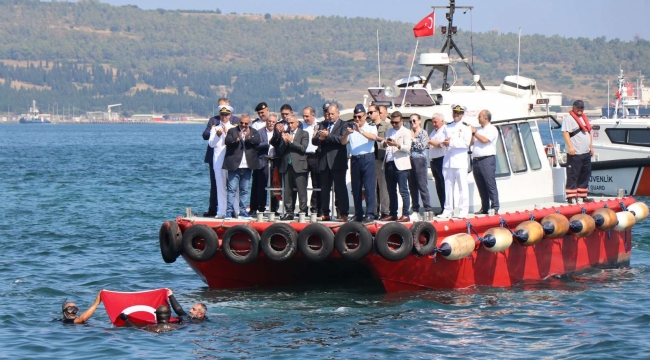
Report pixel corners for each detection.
[222,225,261,265]
[375,222,414,261]
[182,224,219,262]
[334,222,373,261]
[261,223,298,262]
[297,223,335,262]
[159,220,183,263]
[410,221,438,256]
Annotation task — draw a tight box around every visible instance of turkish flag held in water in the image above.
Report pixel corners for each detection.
[413,12,435,37]
[101,289,177,326]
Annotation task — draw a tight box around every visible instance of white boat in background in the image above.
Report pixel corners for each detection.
[562,70,650,197]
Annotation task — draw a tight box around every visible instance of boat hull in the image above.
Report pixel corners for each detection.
[589,159,650,196]
[175,198,636,292]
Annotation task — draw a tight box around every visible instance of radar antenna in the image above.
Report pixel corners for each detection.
[425,0,485,91]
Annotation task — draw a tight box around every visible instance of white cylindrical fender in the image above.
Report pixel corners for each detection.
[440,233,476,260]
[613,211,636,232]
[627,202,649,222]
[482,227,513,253]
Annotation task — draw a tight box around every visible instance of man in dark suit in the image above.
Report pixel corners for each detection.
[273,114,309,220]
[312,103,349,222]
[249,113,279,216]
[221,114,261,219]
[201,98,239,217]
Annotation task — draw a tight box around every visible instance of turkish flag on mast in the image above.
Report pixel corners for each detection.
[413,12,435,37]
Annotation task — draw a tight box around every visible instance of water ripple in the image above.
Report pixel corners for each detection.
[1,124,649,358]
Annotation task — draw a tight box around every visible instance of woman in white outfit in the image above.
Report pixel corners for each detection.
[208,106,238,217]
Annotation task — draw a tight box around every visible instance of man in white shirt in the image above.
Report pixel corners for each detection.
[471,109,499,214]
[440,104,473,218]
[301,106,321,216]
[250,113,279,215]
[379,111,412,222]
[427,113,447,213]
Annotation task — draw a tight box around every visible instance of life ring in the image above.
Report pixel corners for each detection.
[222,225,261,265]
[159,220,183,263]
[182,224,219,262]
[410,221,437,255]
[334,222,373,261]
[261,223,298,261]
[297,223,335,262]
[375,222,413,261]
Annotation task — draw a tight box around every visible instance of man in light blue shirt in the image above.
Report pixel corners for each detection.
[342,104,378,223]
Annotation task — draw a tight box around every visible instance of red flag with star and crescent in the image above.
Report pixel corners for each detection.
[101,289,178,326]
[413,12,435,37]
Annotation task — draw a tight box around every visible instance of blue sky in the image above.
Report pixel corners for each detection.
[93,0,649,41]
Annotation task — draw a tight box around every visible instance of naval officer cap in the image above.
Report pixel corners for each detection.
[255,102,268,112]
[353,104,366,114]
[322,102,331,111]
[451,104,467,113]
[219,105,233,114]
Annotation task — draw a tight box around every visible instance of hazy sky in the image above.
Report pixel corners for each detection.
[93,0,649,41]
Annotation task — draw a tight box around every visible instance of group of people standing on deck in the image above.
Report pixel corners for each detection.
[201,98,503,222]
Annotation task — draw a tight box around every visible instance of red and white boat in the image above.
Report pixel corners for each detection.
[158,1,649,292]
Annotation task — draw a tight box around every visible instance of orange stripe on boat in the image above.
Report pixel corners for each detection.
[635,167,650,196]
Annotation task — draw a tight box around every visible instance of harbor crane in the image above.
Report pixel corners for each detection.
[107,103,122,121]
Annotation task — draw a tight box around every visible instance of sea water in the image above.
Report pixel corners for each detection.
[1,124,649,358]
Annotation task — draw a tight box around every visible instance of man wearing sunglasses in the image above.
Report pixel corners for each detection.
[342,104,377,224]
[368,105,390,219]
[222,114,262,219]
[562,99,594,204]
[379,111,412,222]
[60,291,102,324]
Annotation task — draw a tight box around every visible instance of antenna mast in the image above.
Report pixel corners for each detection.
[428,0,484,91]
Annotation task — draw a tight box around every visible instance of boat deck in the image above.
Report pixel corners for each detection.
[181,196,628,228]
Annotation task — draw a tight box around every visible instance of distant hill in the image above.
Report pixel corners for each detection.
[0,0,648,116]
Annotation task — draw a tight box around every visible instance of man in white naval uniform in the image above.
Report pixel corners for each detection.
[440,104,472,218]
[208,106,238,217]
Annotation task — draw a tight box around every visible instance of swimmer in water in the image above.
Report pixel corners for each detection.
[120,305,181,333]
[167,289,208,323]
[60,291,103,324]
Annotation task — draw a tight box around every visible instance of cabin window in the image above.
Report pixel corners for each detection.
[519,122,542,170]
[605,128,650,147]
[606,129,626,144]
[495,132,510,177]
[627,129,650,146]
[423,119,433,135]
[500,124,527,173]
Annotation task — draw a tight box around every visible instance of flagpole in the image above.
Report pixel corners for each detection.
[401,39,419,107]
[607,79,610,117]
[516,27,521,99]
[377,29,381,87]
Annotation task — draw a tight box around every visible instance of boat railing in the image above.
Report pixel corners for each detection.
[491,114,561,129]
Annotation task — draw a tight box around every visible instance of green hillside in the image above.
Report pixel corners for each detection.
[1,0,648,116]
